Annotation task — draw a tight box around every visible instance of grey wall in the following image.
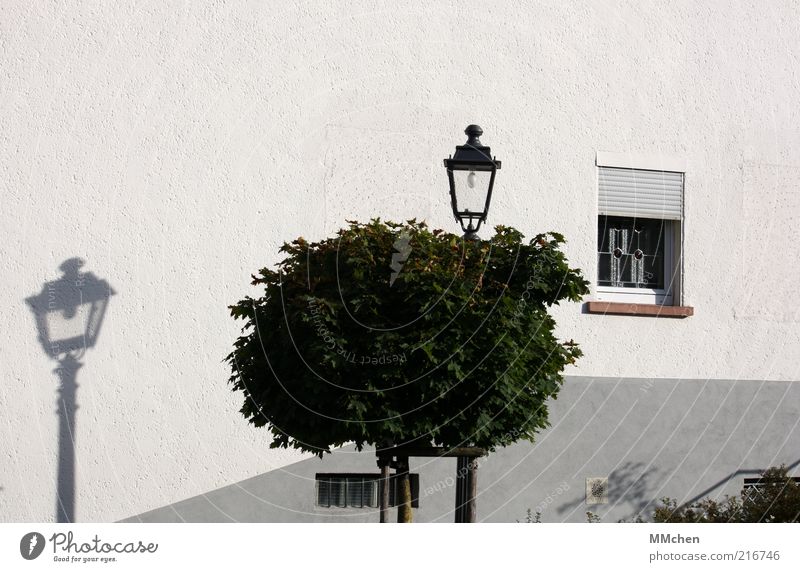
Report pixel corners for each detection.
[124,375,800,523]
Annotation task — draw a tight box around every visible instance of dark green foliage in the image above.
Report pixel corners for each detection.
[225,219,589,457]
[654,466,800,523]
[653,496,744,524]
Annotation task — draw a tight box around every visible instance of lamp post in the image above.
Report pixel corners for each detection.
[372,125,499,523]
[444,124,502,240]
[26,258,114,523]
[442,124,500,521]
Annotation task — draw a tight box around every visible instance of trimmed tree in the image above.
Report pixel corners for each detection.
[226,219,589,516]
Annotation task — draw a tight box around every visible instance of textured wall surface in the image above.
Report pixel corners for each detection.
[1,1,799,522]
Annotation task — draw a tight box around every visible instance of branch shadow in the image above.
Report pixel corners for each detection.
[607,461,660,521]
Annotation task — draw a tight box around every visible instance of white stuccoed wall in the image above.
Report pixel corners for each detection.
[1,1,798,521]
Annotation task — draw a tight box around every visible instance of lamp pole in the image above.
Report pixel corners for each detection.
[372,125,501,523]
[443,123,501,520]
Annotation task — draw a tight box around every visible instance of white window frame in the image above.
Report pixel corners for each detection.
[595,151,685,306]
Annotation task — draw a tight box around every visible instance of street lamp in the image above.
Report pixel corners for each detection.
[26,258,114,523]
[444,124,501,240]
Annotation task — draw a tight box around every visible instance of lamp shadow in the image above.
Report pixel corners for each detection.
[26,258,115,523]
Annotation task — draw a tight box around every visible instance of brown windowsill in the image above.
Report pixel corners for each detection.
[584,301,694,318]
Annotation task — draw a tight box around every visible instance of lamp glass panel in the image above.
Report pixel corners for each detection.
[451,169,491,214]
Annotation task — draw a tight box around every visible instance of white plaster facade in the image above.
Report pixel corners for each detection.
[1,1,798,522]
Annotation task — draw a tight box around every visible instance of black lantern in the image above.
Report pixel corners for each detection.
[444,124,501,239]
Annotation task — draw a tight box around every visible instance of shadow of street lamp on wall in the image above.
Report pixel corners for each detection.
[26,258,115,523]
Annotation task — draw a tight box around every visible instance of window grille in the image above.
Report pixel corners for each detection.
[742,476,800,503]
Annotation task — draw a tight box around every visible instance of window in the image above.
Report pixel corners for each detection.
[315,473,419,508]
[743,475,800,503]
[596,165,683,306]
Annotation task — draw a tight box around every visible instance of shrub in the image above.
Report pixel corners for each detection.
[654,465,800,523]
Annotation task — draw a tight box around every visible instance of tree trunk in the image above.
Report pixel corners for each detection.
[466,457,478,523]
[379,461,390,523]
[396,457,412,523]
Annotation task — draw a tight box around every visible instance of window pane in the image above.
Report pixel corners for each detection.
[330,478,346,507]
[346,478,363,508]
[598,216,666,289]
[317,478,330,507]
[363,478,378,508]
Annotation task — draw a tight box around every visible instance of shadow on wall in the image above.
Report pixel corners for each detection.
[26,258,115,523]
[554,462,660,521]
[608,462,661,520]
[679,458,800,507]
[555,459,800,522]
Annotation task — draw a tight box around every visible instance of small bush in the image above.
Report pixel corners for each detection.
[654,465,800,523]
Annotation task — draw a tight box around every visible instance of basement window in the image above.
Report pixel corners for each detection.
[315,473,419,508]
[743,475,800,502]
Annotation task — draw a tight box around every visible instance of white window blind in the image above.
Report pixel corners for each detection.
[598,167,683,220]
